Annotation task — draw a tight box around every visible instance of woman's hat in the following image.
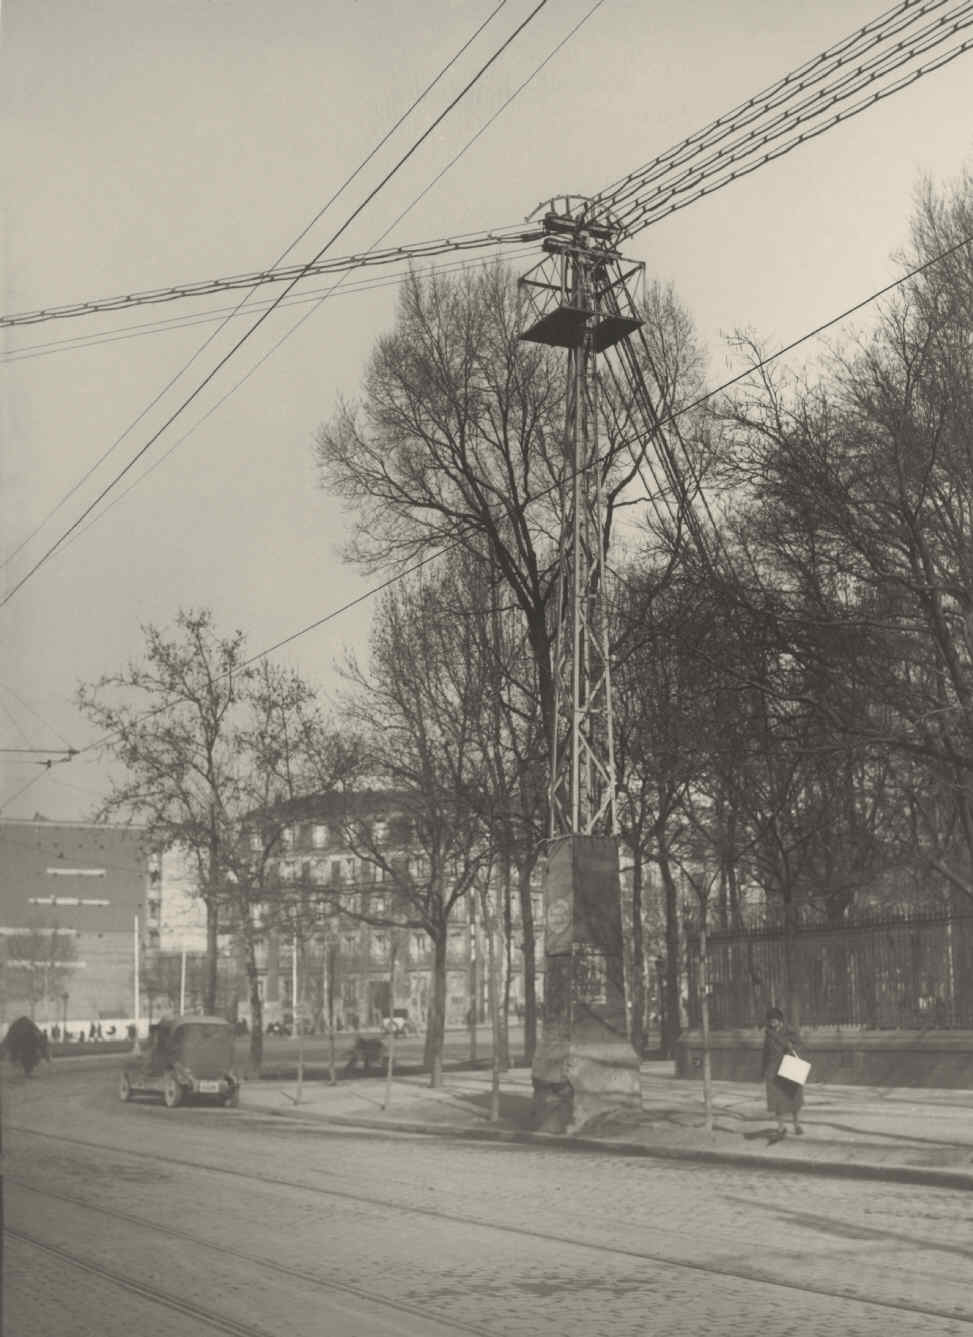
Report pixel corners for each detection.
[765,1005,784,1022]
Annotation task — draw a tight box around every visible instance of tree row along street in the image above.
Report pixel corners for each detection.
[62,175,973,1084]
[5,1060,973,1336]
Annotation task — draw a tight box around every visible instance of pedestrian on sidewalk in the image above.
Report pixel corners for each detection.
[762,1005,804,1143]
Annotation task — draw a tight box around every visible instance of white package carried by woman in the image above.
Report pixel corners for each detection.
[777,1053,811,1085]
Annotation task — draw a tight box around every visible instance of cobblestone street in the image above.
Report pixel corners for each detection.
[5,1058,973,1335]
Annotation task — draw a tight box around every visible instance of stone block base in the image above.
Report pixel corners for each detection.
[533,1039,642,1133]
[676,1028,973,1088]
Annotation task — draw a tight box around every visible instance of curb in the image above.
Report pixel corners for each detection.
[253,1103,973,1191]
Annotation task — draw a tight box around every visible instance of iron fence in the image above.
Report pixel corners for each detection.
[686,909,973,1030]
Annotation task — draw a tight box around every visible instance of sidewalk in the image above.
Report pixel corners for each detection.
[240,1058,973,1190]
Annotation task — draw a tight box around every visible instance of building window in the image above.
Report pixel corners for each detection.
[371,934,387,963]
[312,824,328,849]
[410,932,426,962]
[341,933,357,956]
[330,860,343,885]
[249,831,262,852]
[311,861,327,884]
[370,894,387,917]
[282,826,295,851]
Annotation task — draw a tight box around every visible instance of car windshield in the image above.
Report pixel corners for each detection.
[173,1023,234,1074]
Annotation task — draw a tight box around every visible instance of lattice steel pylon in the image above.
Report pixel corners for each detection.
[518,198,644,840]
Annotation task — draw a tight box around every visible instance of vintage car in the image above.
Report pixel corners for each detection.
[119,1015,240,1109]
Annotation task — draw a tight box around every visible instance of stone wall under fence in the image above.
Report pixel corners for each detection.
[676,1027,973,1088]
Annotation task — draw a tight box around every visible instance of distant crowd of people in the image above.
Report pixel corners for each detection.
[41,1021,120,1043]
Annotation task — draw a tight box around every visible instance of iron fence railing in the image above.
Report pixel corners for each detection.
[686,910,973,1030]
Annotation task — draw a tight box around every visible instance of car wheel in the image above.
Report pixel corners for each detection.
[163,1073,184,1108]
[119,1072,132,1102]
[223,1087,239,1109]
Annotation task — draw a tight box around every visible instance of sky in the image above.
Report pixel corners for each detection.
[2,0,971,823]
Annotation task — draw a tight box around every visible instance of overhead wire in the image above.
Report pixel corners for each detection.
[0,0,552,613]
[608,14,973,235]
[5,0,970,333]
[5,1,967,334]
[5,0,606,579]
[0,226,540,331]
[0,680,77,751]
[39,252,543,568]
[613,37,973,237]
[1,245,541,365]
[0,1,513,572]
[596,0,968,218]
[66,226,973,765]
[4,5,973,789]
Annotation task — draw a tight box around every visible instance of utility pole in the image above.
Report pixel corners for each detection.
[519,197,644,1131]
[293,935,304,1105]
[133,914,141,1049]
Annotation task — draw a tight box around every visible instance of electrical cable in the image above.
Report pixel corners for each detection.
[0,0,551,613]
[6,0,968,331]
[611,25,973,236]
[0,680,77,751]
[597,0,970,220]
[1,246,541,365]
[0,769,64,814]
[0,2,513,572]
[69,227,973,765]
[0,227,540,331]
[6,0,605,579]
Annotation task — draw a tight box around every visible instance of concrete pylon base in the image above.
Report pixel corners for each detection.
[531,833,642,1133]
[533,1038,642,1134]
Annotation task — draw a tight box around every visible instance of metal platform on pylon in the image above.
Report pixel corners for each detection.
[519,307,642,351]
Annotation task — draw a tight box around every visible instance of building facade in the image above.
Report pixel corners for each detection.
[241,792,545,1033]
[0,817,151,1031]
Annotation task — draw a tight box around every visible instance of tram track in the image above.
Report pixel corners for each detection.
[6,1227,286,1337]
[6,1175,495,1337]
[7,1122,973,1329]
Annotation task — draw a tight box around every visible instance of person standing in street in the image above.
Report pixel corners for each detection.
[761,1005,804,1143]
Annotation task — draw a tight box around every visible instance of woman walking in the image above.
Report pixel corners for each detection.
[761,1005,804,1143]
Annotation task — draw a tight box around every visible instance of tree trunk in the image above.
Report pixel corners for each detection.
[630,853,646,1058]
[497,861,512,1070]
[205,895,219,1015]
[467,891,477,1064]
[423,928,447,1088]
[518,862,537,1063]
[699,914,713,1136]
[658,848,681,1058]
[325,942,337,1086]
[242,919,264,1074]
[480,882,502,1122]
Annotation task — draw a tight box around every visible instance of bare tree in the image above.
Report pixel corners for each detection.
[315,264,707,1057]
[337,570,492,1086]
[78,611,351,1072]
[77,610,247,1011]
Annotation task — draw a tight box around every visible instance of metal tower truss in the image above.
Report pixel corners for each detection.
[518,199,644,839]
